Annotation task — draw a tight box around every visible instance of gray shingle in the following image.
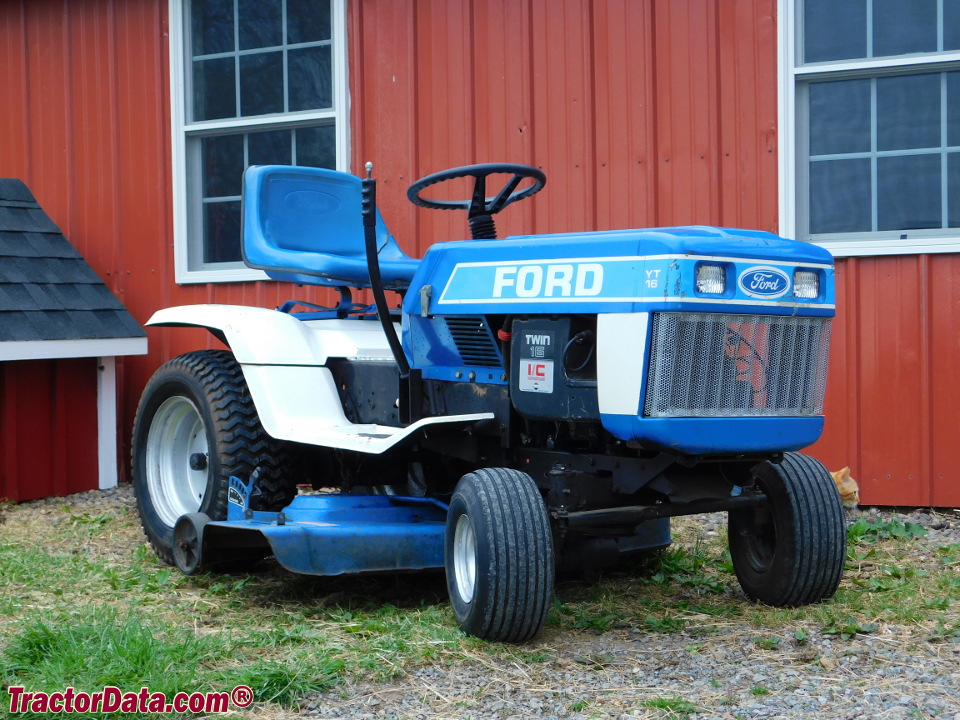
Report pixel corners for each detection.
[47,283,123,311]
[0,285,30,312]
[0,178,146,346]
[0,179,36,204]
[22,283,62,310]
[0,232,37,257]
[23,232,82,259]
[0,312,43,341]
[0,206,59,234]
[0,256,31,283]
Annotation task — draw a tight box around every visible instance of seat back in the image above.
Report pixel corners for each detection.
[242,165,418,289]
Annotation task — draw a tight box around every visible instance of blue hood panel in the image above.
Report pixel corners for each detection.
[402,226,835,317]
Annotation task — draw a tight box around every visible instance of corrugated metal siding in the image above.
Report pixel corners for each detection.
[0,0,336,484]
[0,0,956,505]
[352,0,780,247]
[0,359,98,501]
[809,255,960,507]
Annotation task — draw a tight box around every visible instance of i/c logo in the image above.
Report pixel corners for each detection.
[738,266,790,299]
[519,359,554,393]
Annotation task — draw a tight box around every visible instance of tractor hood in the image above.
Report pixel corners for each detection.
[403,225,835,318]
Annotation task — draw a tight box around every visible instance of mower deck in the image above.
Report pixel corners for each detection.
[192,488,448,576]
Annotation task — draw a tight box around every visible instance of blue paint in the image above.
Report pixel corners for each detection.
[599,415,826,455]
[242,165,420,289]
[401,225,835,319]
[403,314,507,384]
[217,492,449,576]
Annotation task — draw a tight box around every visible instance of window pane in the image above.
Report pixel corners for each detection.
[873,0,937,57]
[192,57,236,121]
[949,153,960,228]
[249,129,292,166]
[809,79,870,155]
[877,154,941,230]
[947,1,960,50]
[297,125,336,168]
[809,159,872,234]
[239,52,284,116]
[288,45,332,111]
[202,134,244,198]
[288,0,331,43]
[238,0,282,50]
[877,74,940,151]
[203,201,242,263]
[948,72,960,146]
[803,0,866,63]
[191,0,234,55]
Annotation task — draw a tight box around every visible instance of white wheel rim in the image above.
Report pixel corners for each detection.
[145,396,209,527]
[453,513,477,604]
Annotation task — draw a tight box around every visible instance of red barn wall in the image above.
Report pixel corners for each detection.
[809,256,960,507]
[0,359,98,501]
[0,0,956,505]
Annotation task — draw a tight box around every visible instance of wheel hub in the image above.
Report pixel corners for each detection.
[742,507,777,573]
[452,514,478,604]
[144,396,209,527]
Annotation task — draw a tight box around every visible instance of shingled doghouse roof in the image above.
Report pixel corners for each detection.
[0,178,146,361]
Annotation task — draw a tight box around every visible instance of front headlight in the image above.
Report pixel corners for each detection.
[793,270,820,299]
[695,264,726,294]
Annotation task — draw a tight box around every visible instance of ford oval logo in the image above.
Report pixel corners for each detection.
[738,266,790,299]
[284,190,341,215]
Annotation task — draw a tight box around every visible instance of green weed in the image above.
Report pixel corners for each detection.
[821,617,879,640]
[847,517,927,544]
[754,636,780,650]
[644,695,698,716]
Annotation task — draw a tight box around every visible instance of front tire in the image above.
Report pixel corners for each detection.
[728,452,846,607]
[132,350,296,564]
[445,468,554,642]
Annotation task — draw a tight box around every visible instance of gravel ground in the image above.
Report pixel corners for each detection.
[6,487,960,720]
[301,506,960,720]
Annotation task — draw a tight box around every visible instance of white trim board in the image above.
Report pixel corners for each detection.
[97,356,118,490]
[0,337,147,362]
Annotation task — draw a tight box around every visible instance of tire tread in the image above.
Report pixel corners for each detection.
[447,468,554,642]
[729,452,846,607]
[132,350,298,565]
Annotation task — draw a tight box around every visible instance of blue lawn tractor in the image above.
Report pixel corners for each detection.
[132,162,845,642]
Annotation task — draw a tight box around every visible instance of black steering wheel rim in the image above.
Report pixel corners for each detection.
[407,162,546,218]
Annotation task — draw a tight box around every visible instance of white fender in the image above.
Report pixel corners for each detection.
[147,304,396,365]
[147,304,493,453]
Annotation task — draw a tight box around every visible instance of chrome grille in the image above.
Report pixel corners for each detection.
[644,312,831,418]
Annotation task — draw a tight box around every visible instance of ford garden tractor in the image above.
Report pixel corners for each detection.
[132,162,845,642]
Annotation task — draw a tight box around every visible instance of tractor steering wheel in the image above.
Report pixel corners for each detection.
[407,163,546,239]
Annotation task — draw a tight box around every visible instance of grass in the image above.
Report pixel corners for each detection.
[554,512,960,644]
[644,695,699,716]
[1,494,958,717]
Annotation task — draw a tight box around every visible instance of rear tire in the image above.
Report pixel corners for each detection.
[445,468,554,642]
[132,350,297,565]
[728,452,846,607]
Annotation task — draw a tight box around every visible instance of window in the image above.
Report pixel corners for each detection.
[169,0,348,282]
[780,0,960,255]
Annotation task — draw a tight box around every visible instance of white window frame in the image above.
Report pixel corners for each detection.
[168,0,350,283]
[778,0,960,256]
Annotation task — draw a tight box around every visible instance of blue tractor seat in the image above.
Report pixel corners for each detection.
[242,165,420,290]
